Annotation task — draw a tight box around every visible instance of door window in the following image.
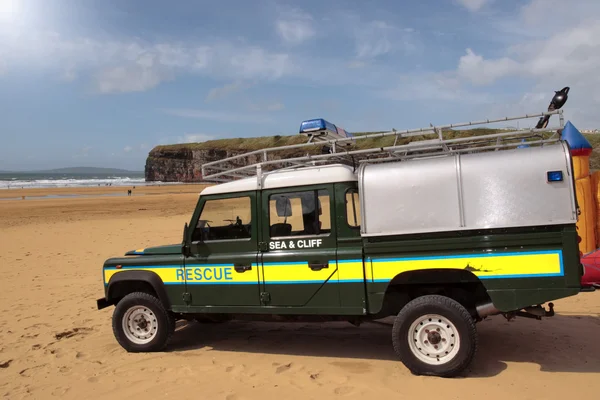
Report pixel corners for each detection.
[345,190,360,228]
[269,190,330,238]
[192,196,252,242]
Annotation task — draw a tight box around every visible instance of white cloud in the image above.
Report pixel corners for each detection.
[0,30,293,93]
[246,101,285,112]
[0,16,403,96]
[356,21,393,59]
[124,146,133,153]
[451,1,600,128]
[455,0,492,12]
[353,20,416,60]
[458,0,600,86]
[226,45,292,80]
[517,0,600,33]
[457,21,600,86]
[276,8,315,45]
[161,108,275,124]
[380,72,490,103]
[95,64,172,94]
[158,133,216,145]
[206,80,254,101]
[457,48,521,85]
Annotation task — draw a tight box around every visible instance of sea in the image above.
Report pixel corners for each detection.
[0,172,178,190]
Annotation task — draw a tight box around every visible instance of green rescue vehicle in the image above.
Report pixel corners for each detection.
[97,108,586,377]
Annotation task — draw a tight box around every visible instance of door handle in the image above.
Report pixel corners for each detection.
[308,262,329,271]
[234,264,252,273]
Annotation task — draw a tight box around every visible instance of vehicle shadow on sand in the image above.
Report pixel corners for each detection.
[167,312,600,378]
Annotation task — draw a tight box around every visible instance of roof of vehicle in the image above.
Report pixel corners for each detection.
[200,163,357,196]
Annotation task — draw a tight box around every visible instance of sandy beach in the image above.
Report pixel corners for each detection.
[1,185,599,400]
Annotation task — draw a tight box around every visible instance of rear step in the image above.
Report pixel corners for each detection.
[581,286,597,292]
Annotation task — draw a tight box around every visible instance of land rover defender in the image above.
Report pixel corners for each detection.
[97,110,585,377]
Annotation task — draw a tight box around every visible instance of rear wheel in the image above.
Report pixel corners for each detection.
[392,294,477,377]
[112,292,175,352]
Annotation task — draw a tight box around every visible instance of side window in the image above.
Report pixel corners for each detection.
[269,190,331,238]
[192,196,252,241]
[346,190,360,228]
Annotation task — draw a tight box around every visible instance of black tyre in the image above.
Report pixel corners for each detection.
[392,294,478,377]
[112,292,176,352]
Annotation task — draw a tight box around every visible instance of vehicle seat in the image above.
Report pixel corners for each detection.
[270,223,292,237]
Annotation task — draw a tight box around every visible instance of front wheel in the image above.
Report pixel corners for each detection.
[112,292,176,352]
[392,294,478,377]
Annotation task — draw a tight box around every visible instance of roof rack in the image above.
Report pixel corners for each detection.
[201,109,565,183]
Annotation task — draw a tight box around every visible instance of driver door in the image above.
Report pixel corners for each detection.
[186,191,260,306]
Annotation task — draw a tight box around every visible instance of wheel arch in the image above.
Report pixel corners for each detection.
[106,270,172,310]
[374,268,492,317]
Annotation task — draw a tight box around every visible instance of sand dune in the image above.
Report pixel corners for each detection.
[0,186,599,399]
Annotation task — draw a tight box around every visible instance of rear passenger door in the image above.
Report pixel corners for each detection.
[260,185,340,308]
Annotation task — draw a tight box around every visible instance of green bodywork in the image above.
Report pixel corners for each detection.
[99,180,583,318]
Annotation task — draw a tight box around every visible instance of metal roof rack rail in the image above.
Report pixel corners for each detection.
[201,109,565,183]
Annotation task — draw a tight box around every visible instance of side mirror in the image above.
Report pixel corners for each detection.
[182,222,190,256]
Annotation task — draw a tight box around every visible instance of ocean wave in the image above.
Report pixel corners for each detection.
[0,177,179,189]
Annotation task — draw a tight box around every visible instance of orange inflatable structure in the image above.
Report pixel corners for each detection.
[563,121,596,253]
[562,121,600,287]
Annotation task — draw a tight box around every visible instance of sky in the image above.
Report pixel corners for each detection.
[1,0,600,171]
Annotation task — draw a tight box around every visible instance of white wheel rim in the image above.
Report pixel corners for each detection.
[407,314,460,365]
[122,305,158,345]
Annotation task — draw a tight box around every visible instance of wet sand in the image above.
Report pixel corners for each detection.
[0,185,599,399]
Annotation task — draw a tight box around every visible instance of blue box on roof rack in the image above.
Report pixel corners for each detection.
[299,118,353,140]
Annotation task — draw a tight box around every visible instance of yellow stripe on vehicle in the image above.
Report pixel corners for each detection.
[370,250,564,281]
[103,250,561,286]
[261,261,337,284]
[104,264,258,285]
[337,259,369,283]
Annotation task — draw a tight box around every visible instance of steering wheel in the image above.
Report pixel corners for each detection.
[223,217,243,226]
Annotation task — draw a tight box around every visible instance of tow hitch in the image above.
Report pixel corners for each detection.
[504,303,555,321]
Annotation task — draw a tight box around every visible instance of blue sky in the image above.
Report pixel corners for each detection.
[1,0,600,171]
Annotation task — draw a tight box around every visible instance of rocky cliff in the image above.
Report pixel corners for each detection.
[145,147,227,182]
[145,135,314,182]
